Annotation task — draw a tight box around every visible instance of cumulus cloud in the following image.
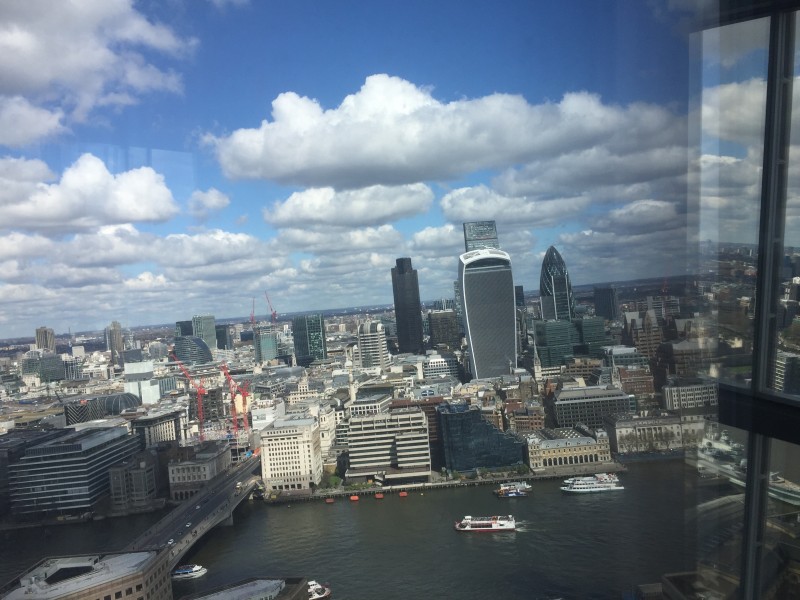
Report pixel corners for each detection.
[441,185,590,228]
[207,74,685,189]
[189,188,231,220]
[264,184,433,228]
[0,0,195,145]
[0,153,178,233]
[0,97,65,147]
[278,225,405,254]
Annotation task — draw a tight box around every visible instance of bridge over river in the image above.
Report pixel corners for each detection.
[125,455,261,568]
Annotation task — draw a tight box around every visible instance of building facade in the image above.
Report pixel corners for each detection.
[9,427,142,516]
[463,220,500,251]
[35,326,55,352]
[458,248,517,379]
[167,440,231,501]
[346,408,431,484]
[526,426,611,469]
[391,258,425,355]
[428,310,461,350]
[552,386,637,429]
[292,314,327,367]
[356,321,390,370]
[259,415,323,492]
[192,314,217,351]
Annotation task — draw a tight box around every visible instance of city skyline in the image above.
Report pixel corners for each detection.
[0,2,777,340]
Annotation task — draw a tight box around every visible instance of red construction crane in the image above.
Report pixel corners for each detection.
[172,353,206,442]
[264,290,278,324]
[220,363,251,433]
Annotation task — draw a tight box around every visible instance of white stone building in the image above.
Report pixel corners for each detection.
[260,415,323,492]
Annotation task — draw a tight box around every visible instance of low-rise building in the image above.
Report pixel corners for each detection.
[603,412,684,454]
[167,439,231,501]
[526,425,611,469]
[2,552,172,600]
[109,451,158,513]
[131,407,186,448]
[662,377,718,412]
[552,385,637,429]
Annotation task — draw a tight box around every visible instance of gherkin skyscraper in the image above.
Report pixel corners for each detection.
[539,246,575,321]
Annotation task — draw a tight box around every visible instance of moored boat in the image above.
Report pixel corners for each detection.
[454,515,516,532]
[494,482,531,498]
[172,564,207,580]
[308,580,332,599]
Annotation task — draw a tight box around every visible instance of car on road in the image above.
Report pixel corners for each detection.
[167,539,174,545]
[196,505,200,509]
[185,522,191,528]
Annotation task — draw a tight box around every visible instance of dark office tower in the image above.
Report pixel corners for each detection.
[593,286,619,321]
[215,324,232,350]
[35,326,55,352]
[293,314,328,367]
[391,258,424,354]
[458,248,517,379]
[175,320,193,337]
[104,321,124,365]
[428,310,461,350]
[463,220,500,252]
[173,336,213,365]
[515,285,525,308]
[539,246,575,321]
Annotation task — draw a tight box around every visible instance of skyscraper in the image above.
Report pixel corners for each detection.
[463,220,500,252]
[428,310,461,350]
[254,325,279,364]
[293,314,327,367]
[539,246,575,321]
[391,258,424,354]
[515,285,525,308]
[593,286,619,321]
[35,326,55,352]
[104,321,124,365]
[458,248,517,379]
[192,314,217,351]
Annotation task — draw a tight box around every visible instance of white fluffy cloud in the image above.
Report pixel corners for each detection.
[189,188,231,220]
[0,153,178,233]
[208,74,685,190]
[264,184,433,228]
[0,0,194,145]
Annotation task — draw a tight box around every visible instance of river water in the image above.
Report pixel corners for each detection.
[0,461,708,599]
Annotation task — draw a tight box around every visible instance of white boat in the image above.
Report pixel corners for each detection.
[726,466,800,506]
[308,580,332,599]
[454,515,516,532]
[561,474,624,494]
[171,564,207,580]
[494,482,532,498]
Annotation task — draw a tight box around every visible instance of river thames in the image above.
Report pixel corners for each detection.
[1,460,732,600]
[1,460,720,599]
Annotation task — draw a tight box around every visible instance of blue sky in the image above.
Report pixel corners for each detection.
[0,1,783,338]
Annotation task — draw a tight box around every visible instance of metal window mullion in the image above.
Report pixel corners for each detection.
[741,9,795,600]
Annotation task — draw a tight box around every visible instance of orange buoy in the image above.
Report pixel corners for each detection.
[349,495,359,501]
[399,491,408,497]
[325,498,334,504]
[375,493,384,499]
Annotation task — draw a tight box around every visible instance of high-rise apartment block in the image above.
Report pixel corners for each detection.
[463,220,500,251]
[391,258,424,354]
[35,326,55,352]
[292,314,327,367]
[254,325,279,363]
[458,248,517,379]
[105,321,124,365]
[539,246,575,321]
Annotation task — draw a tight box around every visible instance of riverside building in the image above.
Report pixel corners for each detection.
[259,415,323,492]
[346,407,431,484]
[525,425,611,469]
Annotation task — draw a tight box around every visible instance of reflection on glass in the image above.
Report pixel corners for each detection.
[697,17,769,389]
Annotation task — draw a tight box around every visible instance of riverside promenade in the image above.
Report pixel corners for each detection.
[263,461,628,504]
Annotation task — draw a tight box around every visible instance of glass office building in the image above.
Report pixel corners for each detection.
[292,313,327,367]
[457,248,517,379]
[391,258,424,355]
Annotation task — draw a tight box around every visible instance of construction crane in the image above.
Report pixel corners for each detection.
[220,363,251,433]
[250,297,256,327]
[172,353,206,442]
[264,290,278,324]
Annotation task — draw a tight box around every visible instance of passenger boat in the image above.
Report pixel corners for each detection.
[171,564,207,579]
[454,515,516,532]
[308,580,332,599]
[560,474,624,493]
[494,482,531,498]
